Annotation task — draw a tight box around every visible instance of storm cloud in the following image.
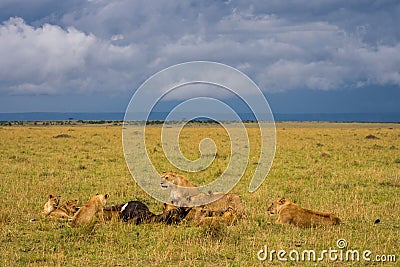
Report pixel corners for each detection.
[0,0,399,102]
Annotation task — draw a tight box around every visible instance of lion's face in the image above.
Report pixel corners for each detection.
[48,194,61,208]
[160,172,174,189]
[160,172,185,189]
[90,194,109,208]
[99,194,109,207]
[267,197,286,215]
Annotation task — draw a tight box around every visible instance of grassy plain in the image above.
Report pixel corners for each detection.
[0,122,399,266]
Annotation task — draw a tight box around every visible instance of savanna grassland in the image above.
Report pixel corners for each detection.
[0,122,399,266]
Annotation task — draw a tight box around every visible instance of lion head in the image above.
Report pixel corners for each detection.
[49,194,61,206]
[160,172,202,208]
[42,194,61,215]
[267,197,287,215]
[160,172,195,189]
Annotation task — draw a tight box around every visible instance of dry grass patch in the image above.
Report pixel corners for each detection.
[0,123,399,266]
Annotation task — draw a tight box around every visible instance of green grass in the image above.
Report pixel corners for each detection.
[0,123,399,266]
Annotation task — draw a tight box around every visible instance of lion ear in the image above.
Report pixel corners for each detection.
[49,194,53,198]
[279,197,286,204]
[104,194,109,199]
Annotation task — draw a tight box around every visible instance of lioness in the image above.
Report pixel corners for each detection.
[69,194,109,227]
[49,199,79,219]
[42,194,61,216]
[160,172,201,207]
[267,197,340,227]
[161,172,245,225]
[186,191,225,206]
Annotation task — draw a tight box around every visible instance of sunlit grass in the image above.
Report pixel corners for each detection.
[0,123,399,266]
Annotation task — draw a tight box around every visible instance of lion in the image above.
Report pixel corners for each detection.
[194,207,237,226]
[186,191,225,206]
[188,193,245,225]
[69,194,109,227]
[42,194,61,216]
[160,172,245,225]
[160,172,201,207]
[49,199,79,219]
[267,197,340,227]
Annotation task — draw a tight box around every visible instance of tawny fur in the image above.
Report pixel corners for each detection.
[103,204,124,221]
[42,194,61,216]
[161,172,245,225]
[267,197,340,227]
[194,207,237,226]
[186,191,225,206]
[69,194,109,227]
[49,199,79,219]
[160,172,201,207]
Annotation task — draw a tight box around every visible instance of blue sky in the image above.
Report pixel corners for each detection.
[0,0,399,115]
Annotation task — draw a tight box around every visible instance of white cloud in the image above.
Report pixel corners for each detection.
[259,60,346,91]
[334,44,400,86]
[0,17,142,94]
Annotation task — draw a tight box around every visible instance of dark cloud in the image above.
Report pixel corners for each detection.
[0,0,399,99]
[241,0,400,45]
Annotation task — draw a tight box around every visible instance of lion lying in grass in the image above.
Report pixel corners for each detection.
[42,194,61,216]
[267,197,340,227]
[161,172,245,225]
[38,195,79,222]
[49,199,79,219]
